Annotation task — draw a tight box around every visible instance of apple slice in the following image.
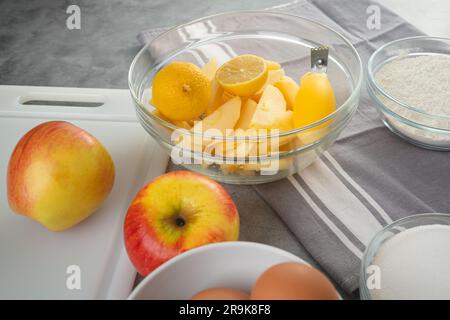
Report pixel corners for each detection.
[250,85,287,129]
[250,86,294,149]
[233,99,259,159]
[201,58,224,116]
[243,157,293,172]
[177,97,241,154]
[266,69,285,86]
[187,96,241,153]
[252,69,286,101]
[274,76,299,110]
[194,96,241,134]
[203,129,237,160]
[235,99,257,130]
[255,85,286,113]
[265,59,281,71]
[205,80,223,115]
[268,110,294,132]
[201,58,218,80]
[152,110,192,130]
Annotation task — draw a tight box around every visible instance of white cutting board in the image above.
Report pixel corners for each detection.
[0,85,169,299]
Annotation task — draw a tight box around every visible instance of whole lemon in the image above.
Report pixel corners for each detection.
[152,62,211,121]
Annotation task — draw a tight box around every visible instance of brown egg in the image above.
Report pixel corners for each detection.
[191,287,250,300]
[251,262,339,300]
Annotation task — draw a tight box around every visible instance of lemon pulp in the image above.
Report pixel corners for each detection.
[216,54,268,97]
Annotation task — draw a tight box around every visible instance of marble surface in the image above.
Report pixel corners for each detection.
[0,0,285,88]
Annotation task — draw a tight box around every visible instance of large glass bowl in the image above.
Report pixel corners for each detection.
[129,11,362,184]
[367,36,450,151]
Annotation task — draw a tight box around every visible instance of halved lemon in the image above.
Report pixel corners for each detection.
[216,54,268,97]
[152,62,211,121]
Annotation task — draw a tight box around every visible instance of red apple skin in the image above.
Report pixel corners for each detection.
[124,171,239,276]
[7,121,115,231]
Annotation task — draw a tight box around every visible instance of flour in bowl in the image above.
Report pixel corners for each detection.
[375,55,450,146]
[376,55,450,116]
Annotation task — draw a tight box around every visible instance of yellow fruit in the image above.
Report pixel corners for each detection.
[250,85,287,129]
[193,97,241,134]
[220,164,242,174]
[233,128,257,158]
[201,58,218,80]
[216,54,268,96]
[202,58,223,116]
[267,69,285,86]
[235,99,257,130]
[152,62,211,121]
[271,111,294,131]
[293,72,336,128]
[205,80,223,115]
[249,85,295,150]
[151,110,192,130]
[221,91,235,104]
[206,88,237,116]
[204,131,236,158]
[253,69,286,101]
[187,97,241,152]
[274,76,299,110]
[265,59,281,71]
[252,110,293,132]
[243,158,292,172]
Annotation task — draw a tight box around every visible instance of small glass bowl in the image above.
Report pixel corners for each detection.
[129,11,362,184]
[360,213,450,300]
[367,36,450,151]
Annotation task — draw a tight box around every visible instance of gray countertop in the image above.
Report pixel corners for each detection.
[0,0,352,299]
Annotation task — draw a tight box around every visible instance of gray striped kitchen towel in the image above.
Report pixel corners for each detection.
[138,0,450,294]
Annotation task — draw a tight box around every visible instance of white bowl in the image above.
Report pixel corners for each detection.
[128,241,307,300]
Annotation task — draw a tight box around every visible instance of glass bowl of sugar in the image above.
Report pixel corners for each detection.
[360,213,450,300]
[367,36,450,150]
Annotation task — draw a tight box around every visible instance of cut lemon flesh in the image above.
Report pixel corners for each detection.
[216,54,268,97]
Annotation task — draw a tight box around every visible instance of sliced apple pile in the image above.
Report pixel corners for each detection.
[150,54,336,174]
[155,57,299,171]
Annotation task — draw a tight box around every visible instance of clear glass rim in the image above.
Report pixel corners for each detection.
[128,10,363,141]
[360,212,450,300]
[367,36,450,121]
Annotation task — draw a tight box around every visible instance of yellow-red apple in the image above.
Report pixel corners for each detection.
[7,121,115,231]
[124,171,239,276]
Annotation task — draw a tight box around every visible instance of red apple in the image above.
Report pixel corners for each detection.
[7,121,115,231]
[124,171,239,276]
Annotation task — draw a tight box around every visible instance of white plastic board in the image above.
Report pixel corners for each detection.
[0,85,169,299]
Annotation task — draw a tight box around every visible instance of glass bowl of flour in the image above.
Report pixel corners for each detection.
[367,36,450,150]
[360,213,450,300]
